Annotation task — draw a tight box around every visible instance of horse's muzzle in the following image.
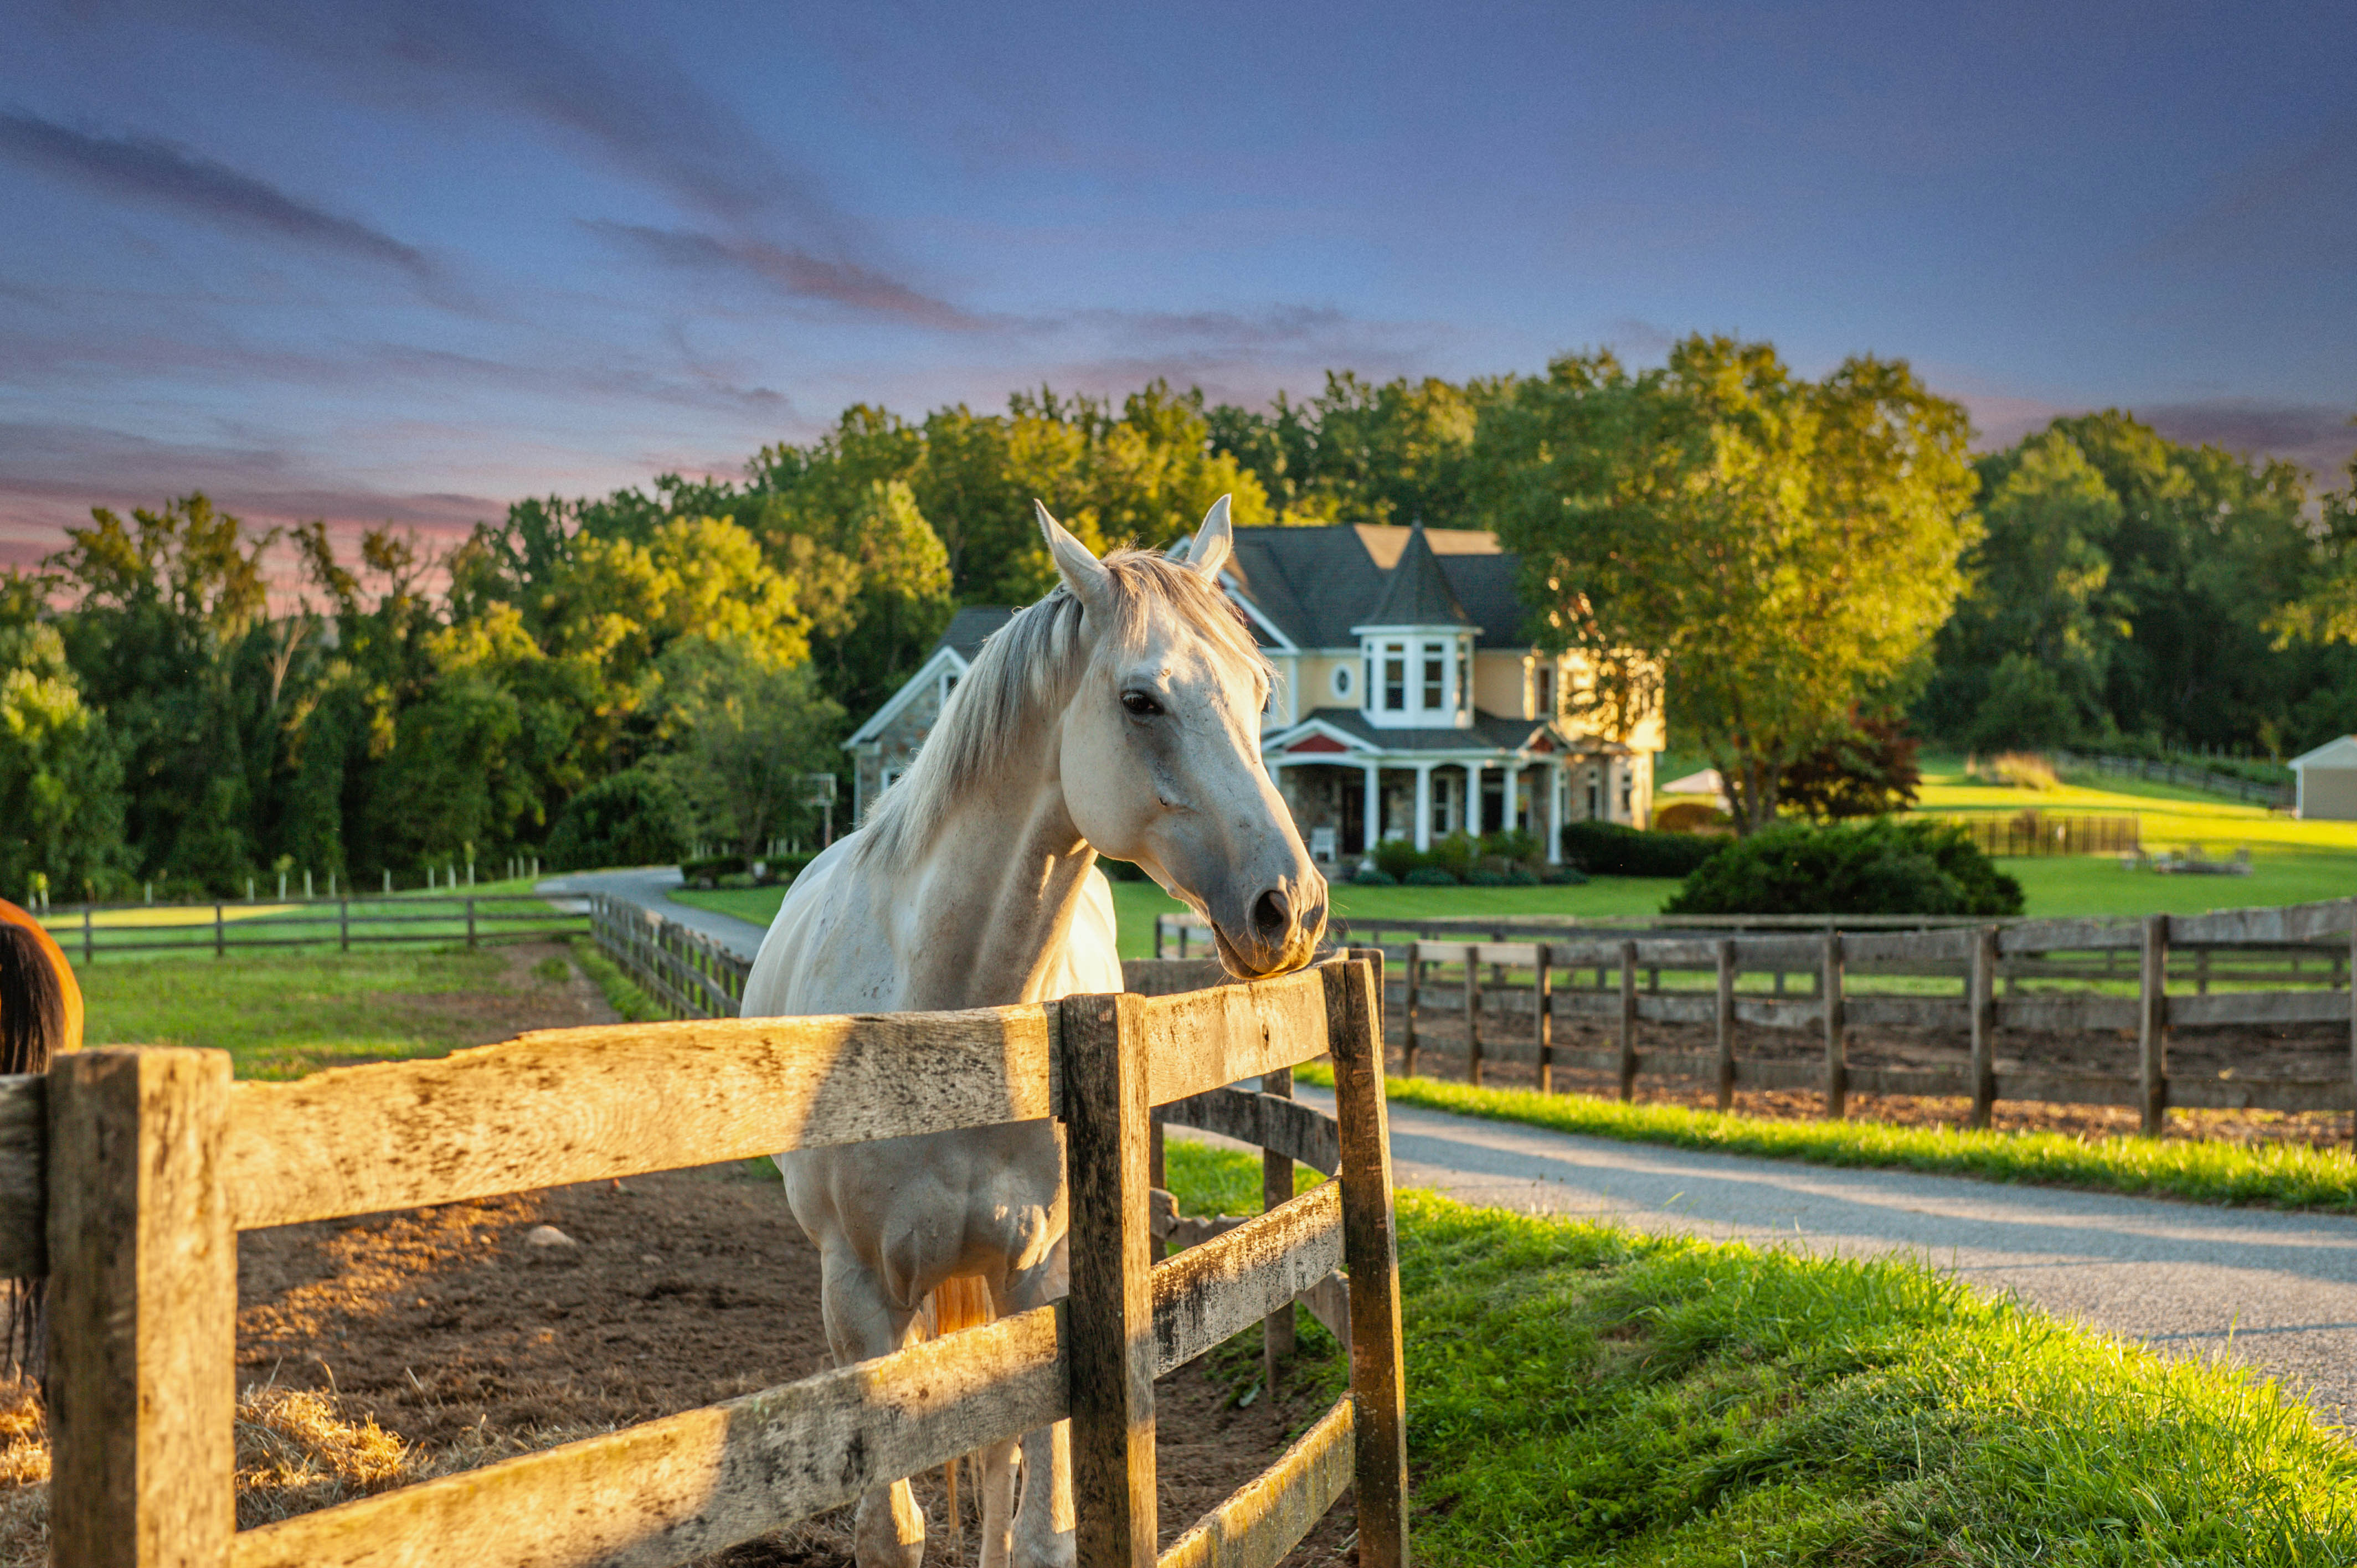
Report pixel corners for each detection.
[1212,873,1329,979]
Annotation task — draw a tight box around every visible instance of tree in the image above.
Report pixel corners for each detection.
[1475,336,1978,833]
[652,638,843,865]
[1778,711,1922,821]
[0,576,128,900]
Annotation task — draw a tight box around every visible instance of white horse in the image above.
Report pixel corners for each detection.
[741,497,1327,1568]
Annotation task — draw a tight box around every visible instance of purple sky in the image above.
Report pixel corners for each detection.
[3,0,2352,569]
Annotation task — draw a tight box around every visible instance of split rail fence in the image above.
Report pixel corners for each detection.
[33,893,584,963]
[586,892,754,1017]
[1163,899,2357,1133]
[20,945,1407,1568]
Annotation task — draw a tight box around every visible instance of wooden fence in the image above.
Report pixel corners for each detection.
[586,893,753,1017]
[2056,749,2296,809]
[34,893,583,963]
[21,948,1406,1568]
[1164,900,2357,1134]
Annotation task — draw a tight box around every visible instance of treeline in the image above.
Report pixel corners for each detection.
[4,362,2351,900]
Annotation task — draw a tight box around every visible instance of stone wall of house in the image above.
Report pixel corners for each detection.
[850,683,945,821]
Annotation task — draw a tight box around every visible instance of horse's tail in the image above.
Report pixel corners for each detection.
[920,1276,999,1552]
[0,899,79,1393]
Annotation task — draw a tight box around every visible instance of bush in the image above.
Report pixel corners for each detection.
[1352,866,1399,886]
[1560,821,1726,879]
[545,767,687,872]
[1478,828,1543,866]
[1649,800,1727,833]
[763,850,819,886]
[1664,818,2025,917]
[680,854,747,885]
[1371,839,1421,881]
[1403,867,1458,887]
[1504,866,1541,886]
[1425,831,1478,879]
[1465,868,1508,886]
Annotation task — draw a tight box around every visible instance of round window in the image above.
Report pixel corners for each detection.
[1331,665,1354,698]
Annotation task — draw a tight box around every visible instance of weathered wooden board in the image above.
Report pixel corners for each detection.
[1840,930,1973,964]
[1144,968,1332,1107]
[0,1074,42,1277]
[1844,996,1970,1031]
[2168,989,2352,1028]
[233,1304,1067,1568]
[1409,940,1541,967]
[1156,1394,1355,1568]
[2173,901,2356,946]
[2168,1076,2351,1112]
[1999,919,2140,955]
[228,1007,1063,1230]
[1124,958,1236,997]
[1728,936,1824,971]
[1151,1183,1343,1375]
[1157,1087,1342,1175]
[1996,996,2140,1033]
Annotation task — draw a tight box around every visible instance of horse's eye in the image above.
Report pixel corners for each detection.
[1121,690,1164,717]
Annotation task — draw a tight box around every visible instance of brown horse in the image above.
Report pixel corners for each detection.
[0,899,80,1387]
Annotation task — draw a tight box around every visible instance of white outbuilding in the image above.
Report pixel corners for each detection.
[2289,736,2357,820]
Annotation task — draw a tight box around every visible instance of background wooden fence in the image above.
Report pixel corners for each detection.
[34,893,583,963]
[2055,749,2296,809]
[1164,899,2357,1133]
[14,953,1407,1568]
[1933,812,2141,858]
[585,893,751,1017]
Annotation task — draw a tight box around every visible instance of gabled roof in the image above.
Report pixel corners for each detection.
[936,605,1016,661]
[1216,523,1529,649]
[1355,524,1475,630]
[1267,707,1590,756]
[2289,735,2357,770]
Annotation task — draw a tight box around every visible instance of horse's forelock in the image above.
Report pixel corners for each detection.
[858,545,1268,869]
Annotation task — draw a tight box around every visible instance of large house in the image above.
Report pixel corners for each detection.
[842,523,1664,869]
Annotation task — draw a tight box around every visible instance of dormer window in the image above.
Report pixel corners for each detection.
[1421,644,1445,710]
[1536,664,1553,720]
[1457,643,1471,714]
[1383,644,1406,711]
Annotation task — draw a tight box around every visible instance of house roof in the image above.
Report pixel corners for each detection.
[1357,524,1475,630]
[934,605,1016,661]
[1272,706,1590,757]
[2289,735,2357,770]
[1218,523,1528,649]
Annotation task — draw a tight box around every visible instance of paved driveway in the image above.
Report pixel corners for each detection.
[536,866,768,961]
[1243,1088,2357,1426]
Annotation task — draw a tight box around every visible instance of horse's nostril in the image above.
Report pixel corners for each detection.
[1252,888,1291,941]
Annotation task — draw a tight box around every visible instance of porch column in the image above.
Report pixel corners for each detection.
[1465,761,1484,838]
[1546,761,1563,864]
[1413,764,1434,852]
[1362,762,1382,855]
[1503,763,1522,832]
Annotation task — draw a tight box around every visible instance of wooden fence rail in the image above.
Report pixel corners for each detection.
[34,894,584,964]
[1160,897,2357,1136]
[586,894,753,1018]
[12,945,1405,1568]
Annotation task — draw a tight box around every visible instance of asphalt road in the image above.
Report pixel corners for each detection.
[1260,1086,2357,1426]
[554,871,2357,1425]
[536,866,768,960]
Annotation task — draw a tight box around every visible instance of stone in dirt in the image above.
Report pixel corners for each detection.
[523,1225,577,1248]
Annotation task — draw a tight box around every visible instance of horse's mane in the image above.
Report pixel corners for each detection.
[859,546,1270,869]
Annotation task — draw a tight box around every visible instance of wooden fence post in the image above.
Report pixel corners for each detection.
[1969,926,1998,1129]
[1462,945,1482,1086]
[82,904,93,966]
[1533,943,1553,1095]
[48,1047,236,1568]
[1401,947,1419,1079]
[1617,940,1639,1102]
[1262,1062,1298,1386]
[1323,958,1408,1568]
[213,902,224,961]
[2140,914,2169,1137]
[1713,938,1736,1112]
[466,898,478,951]
[1823,931,1847,1120]
[339,897,350,954]
[1062,992,1156,1568]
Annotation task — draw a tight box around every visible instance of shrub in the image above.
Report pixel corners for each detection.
[1560,821,1726,878]
[1425,831,1478,879]
[545,767,687,872]
[1465,868,1508,886]
[763,850,819,885]
[1504,866,1541,886]
[1371,839,1421,880]
[1967,750,2059,791]
[1649,799,1727,833]
[1352,866,1399,886]
[1478,828,1543,866]
[1664,817,2024,917]
[680,854,746,885]
[1403,867,1458,887]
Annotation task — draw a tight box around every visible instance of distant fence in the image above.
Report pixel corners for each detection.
[586,893,753,1017]
[2056,749,2296,809]
[1935,812,2141,858]
[1161,900,2357,1134]
[37,893,583,963]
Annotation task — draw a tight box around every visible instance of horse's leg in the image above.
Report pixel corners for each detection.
[973,1435,1020,1568]
[1002,1240,1073,1568]
[820,1248,927,1568]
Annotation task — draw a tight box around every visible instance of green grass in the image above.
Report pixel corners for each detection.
[570,935,662,1023]
[79,946,551,1079]
[1164,1145,2357,1566]
[1294,1065,2357,1211]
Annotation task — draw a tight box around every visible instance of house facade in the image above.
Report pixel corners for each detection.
[843,523,1664,868]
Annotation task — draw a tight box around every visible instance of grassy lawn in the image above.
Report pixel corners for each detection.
[1165,1145,2356,1566]
[37,876,573,963]
[79,946,574,1080]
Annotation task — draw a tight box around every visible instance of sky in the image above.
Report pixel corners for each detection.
[2,0,2353,569]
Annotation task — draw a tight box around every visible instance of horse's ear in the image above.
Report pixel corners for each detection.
[1185,494,1233,581]
[1036,500,1112,616]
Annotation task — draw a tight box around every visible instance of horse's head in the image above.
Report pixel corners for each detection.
[1038,497,1327,979]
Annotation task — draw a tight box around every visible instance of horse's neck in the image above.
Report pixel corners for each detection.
[891,745,1103,1011]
